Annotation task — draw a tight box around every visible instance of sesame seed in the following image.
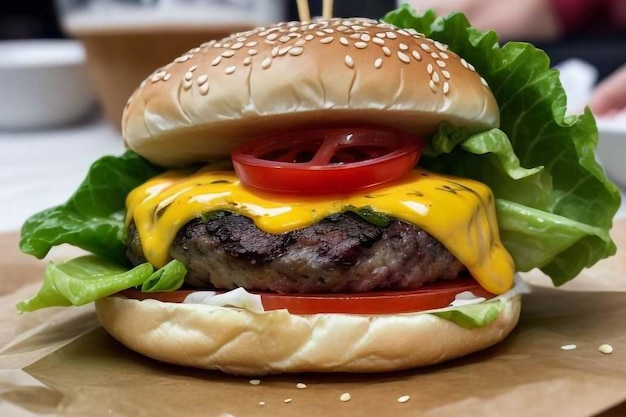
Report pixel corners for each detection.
[308,23,318,30]
[211,56,222,66]
[337,25,348,31]
[182,79,192,90]
[397,395,410,403]
[271,47,279,56]
[296,382,307,389]
[289,46,304,56]
[174,55,190,63]
[443,81,450,94]
[375,32,386,38]
[284,398,292,404]
[344,55,354,68]
[264,39,276,45]
[374,58,383,69]
[436,60,446,68]
[225,66,236,74]
[261,57,272,69]
[279,35,290,43]
[599,344,613,354]
[407,28,419,35]
[386,31,397,39]
[222,44,230,49]
[382,46,391,56]
[189,65,198,72]
[372,37,385,46]
[200,40,216,48]
[411,50,422,61]
[214,43,223,48]
[561,344,577,350]
[295,40,306,47]
[355,41,368,49]
[323,28,334,34]
[460,58,469,68]
[320,36,334,44]
[266,33,278,41]
[259,401,266,406]
[397,29,410,36]
[429,80,436,92]
[420,43,431,51]
[316,31,326,36]
[349,33,361,39]
[237,36,246,41]
[442,70,451,79]
[481,77,489,87]
[304,34,314,41]
[440,52,449,59]
[360,34,371,42]
[278,46,292,55]
[435,40,448,50]
[433,72,440,83]
[246,41,258,47]
[340,37,349,46]
[340,393,351,402]
[430,52,439,59]
[427,63,434,74]
[399,43,408,51]
[199,83,209,95]
[249,379,261,385]
[397,51,410,63]
[243,56,252,66]
[184,71,193,81]
[468,63,476,71]
[188,47,201,54]
[231,42,243,50]
[248,49,258,55]
[221,50,236,58]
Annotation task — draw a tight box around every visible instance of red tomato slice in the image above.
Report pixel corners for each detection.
[117,278,494,315]
[231,127,424,195]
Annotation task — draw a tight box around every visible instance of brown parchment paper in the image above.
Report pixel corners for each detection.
[1,220,626,417]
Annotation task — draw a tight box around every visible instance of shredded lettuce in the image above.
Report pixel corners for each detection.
[17,256,186,312]
[431,301,504,329]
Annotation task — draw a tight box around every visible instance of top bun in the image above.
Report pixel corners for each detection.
[122,18,499,167]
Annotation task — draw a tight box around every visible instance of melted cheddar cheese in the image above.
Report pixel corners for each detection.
[126,168,515,294]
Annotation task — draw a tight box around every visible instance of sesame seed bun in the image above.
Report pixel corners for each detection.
[122,18,499,167]
[95,291,520,375]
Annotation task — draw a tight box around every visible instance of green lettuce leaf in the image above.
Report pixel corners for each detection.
[431,301,504,329]
[19,151,165,265]
[385,6,620,284]
[17,256,186,312]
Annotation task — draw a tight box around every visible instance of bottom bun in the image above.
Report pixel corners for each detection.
[95,293,521,375]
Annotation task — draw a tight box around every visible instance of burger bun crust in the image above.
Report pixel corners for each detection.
[95,294,520,375]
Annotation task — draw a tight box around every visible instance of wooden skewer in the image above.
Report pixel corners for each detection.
[322,0,334,19]
[296,0,311,22]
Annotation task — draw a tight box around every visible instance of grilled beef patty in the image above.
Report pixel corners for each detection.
[126,212,465,293]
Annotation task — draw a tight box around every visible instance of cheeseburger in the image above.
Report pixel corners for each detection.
[18,7,619,376]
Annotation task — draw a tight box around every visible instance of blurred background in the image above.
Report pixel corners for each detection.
[0,0,624,130]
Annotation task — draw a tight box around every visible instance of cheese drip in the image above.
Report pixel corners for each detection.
[126,168,515,294]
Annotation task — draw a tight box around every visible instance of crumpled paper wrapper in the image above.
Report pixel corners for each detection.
[1,220,625,417]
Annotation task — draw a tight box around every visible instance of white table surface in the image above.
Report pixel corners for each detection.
[0,118,623,234]
[0,119,125,233]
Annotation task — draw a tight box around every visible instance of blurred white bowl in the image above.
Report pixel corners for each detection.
[0,39,95,130]
[597,113,626,190]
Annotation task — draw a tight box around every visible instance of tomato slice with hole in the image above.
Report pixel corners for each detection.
[116,278,494,314]
[231,127,424,195]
